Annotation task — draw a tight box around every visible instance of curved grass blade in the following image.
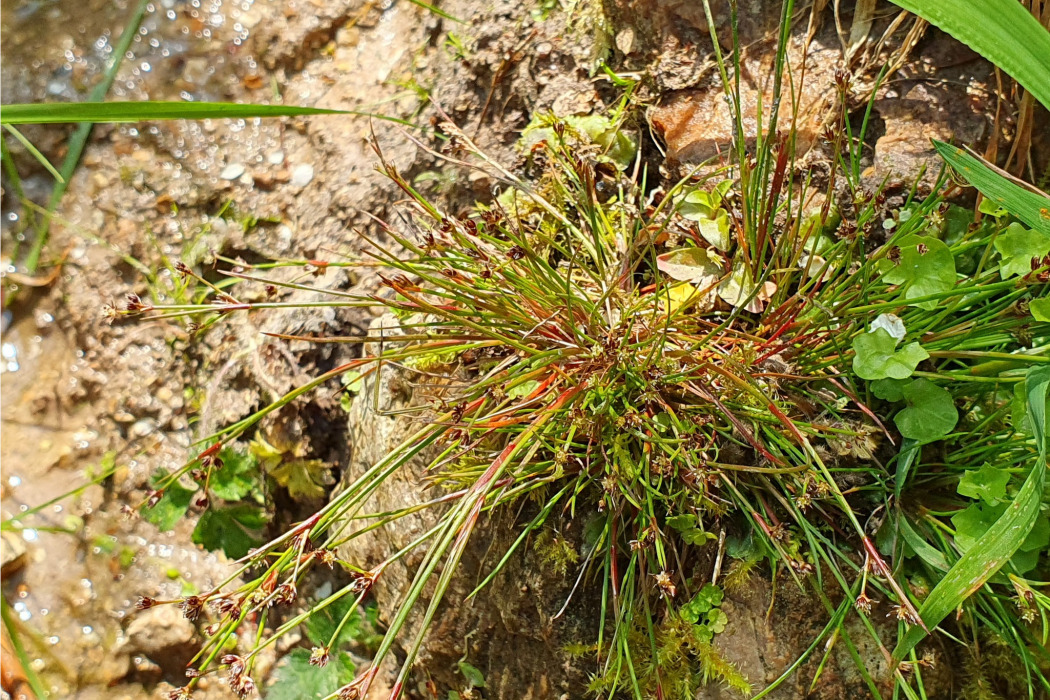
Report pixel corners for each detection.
[893,365,1049,661]
[888,0,1050,111]
[2,124,64,182]
[934,141,1050,235]
[0,101,357,125]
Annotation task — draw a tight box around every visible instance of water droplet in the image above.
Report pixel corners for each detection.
[2,342,20,373]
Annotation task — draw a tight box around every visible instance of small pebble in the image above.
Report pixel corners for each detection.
[220,163,246,180]
[291,163,315,187]
[266,150,285,165]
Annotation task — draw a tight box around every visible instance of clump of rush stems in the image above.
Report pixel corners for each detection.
[115,93,1049,700]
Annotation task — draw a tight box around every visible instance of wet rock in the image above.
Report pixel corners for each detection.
[0,528,27,577]
[125,605,196,676]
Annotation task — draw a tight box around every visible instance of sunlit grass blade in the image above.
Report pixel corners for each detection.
[0,101,356,125]
[2,124,65,183]
[1,599,49,700]
[888,0,1050,110]
[934,140,1050,235]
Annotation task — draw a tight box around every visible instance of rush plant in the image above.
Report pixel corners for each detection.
[6,2,1049,699]
[113,94,1048,698]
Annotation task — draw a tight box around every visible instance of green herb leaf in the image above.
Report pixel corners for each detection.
[304,595,364,649]
[952,502,1048,574]
[957,464,1010,505]
[665,514,715,545]
[994,223,1050,278]
[878,235,956,309]
[209,447,261,502]
[458,661,487,688]
[656,247,723,286]
[341,370,364,394]
[266,459,333,501]
[507,379,541,400]
[698,211,732,251]
[191,504,267,559]
[1031,297,1050,322]
[666,514,698,531]
[705,608,728,634]
[872,377,908,402]
[141,475,195,532]
[852,329,929,380]
[265,648,355,700]
[681,583,723,623]
[894,379,958,442]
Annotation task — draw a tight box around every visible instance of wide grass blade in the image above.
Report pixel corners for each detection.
[934,141,1050,235]
[0,101,350,125]
[888,0,1050,110]
[893,365,1049,660]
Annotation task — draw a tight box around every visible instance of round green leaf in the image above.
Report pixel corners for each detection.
[697,210,732,251]
[656,247,722,285]
[879,235,956,309]
[894,379,958,442]
[1031,296,1050,322]
[871,378,908,402]
[852,328,929,380]
[957,463,1010,505]
[994,223,1050,278]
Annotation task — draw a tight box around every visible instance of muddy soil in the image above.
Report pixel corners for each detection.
[0,0,1038,698]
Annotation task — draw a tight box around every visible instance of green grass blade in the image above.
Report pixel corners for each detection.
[893,366,1049,660]
[0,101,350,125]
[1028,365,1049,462]
[2,124,65,183]
[25,0,148,273]
[888,0,1050,110]
[934,141,1050,235]
[1,599,49,700]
